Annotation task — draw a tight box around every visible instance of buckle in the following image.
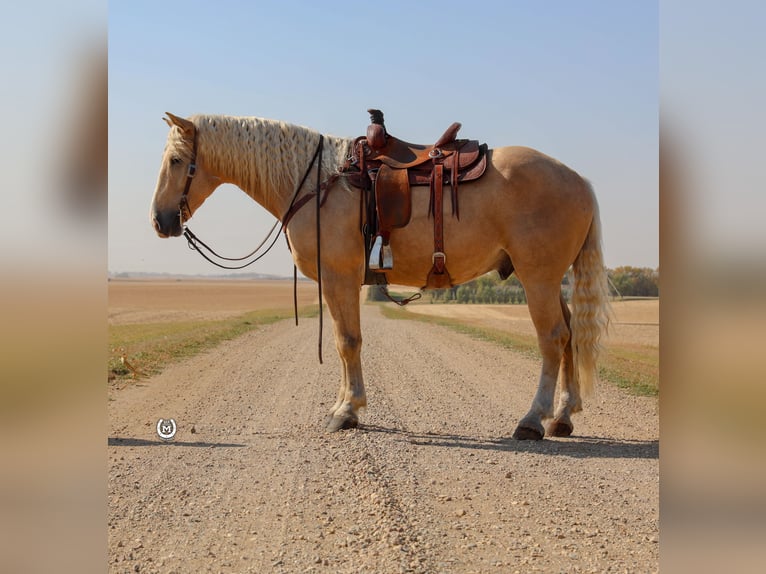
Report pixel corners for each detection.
[429,148,443,159]
[432,251,446,264]
[187,163,197,178]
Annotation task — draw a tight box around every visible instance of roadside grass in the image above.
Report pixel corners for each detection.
[378,304,658,397]
[109,298,657,398]
[108,306,319,384]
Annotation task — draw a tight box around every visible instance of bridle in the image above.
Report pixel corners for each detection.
[174,126,330,362]
[178,128,198,225]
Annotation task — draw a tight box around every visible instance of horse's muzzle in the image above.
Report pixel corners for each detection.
[152,210,183,238]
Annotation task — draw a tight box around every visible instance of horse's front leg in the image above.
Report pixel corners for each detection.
[322,278,366,432]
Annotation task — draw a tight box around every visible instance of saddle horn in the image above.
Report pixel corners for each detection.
[366,108,387,151]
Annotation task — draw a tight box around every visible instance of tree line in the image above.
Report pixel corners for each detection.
[607,266,659,298]
[370,266,658,304]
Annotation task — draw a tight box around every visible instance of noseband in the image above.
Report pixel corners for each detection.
[178,128,199,223]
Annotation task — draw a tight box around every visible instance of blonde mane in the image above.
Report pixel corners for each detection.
[177,114,351,213]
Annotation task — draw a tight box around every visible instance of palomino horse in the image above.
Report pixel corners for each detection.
[150,112,610,440]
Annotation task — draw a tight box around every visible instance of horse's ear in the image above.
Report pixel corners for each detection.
[164,112,195,136]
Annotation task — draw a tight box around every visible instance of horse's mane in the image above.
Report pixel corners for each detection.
[181,114,350,209]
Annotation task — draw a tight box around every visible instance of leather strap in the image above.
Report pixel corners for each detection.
[426,163,451,288]
[432,163,445,273]
[178,128,199,222]
[451,146,460,219]
[281,173,337,230]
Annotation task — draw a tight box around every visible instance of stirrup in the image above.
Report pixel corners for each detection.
[369,236,383,270]
[381,244,393,269]
[369,236,394,270]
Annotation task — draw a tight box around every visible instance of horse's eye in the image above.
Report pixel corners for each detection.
[170,156,183,166]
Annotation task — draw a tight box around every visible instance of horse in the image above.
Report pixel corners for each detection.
[150,112,610,440]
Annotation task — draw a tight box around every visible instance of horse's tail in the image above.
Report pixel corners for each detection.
[570,184,611,396]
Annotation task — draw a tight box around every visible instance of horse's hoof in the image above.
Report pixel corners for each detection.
[512,425,544,441]
[546,419,574,437]
[325,415,358,433]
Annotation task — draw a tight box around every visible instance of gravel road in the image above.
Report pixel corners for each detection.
[108,306,658,573]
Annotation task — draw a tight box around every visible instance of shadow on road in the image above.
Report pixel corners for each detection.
[108,436,246,448]
[360,424,658,460]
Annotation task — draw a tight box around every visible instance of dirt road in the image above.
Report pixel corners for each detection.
[108,306,658,573]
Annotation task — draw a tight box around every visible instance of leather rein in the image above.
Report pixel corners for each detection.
[178,131,330,363]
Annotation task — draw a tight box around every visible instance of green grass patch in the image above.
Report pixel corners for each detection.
[378,303,658,397]
[108,305,319,384]
[598,348,658,397]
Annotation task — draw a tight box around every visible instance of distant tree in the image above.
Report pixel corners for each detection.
[422,267,659,303]
[426,272,528,304]
[456,284,472,303]
[608,266,659,297]
[476,275,496,303]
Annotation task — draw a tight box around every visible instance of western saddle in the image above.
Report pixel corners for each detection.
[341,109,488,289]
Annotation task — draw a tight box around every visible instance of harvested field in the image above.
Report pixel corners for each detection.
[108,279,318,325]
[399,298,659,350]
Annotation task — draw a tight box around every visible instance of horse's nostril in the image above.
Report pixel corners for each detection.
[152,210,181,237]
[152,212,170,237]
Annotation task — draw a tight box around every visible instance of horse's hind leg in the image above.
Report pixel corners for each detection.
[546,293,581,437]
[513,284,570,440]
[322,279,366,432]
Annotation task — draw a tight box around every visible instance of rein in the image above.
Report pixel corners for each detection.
[180,133,328,363]
[182,221,281,270]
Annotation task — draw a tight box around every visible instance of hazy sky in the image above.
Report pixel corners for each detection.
[109,0,658,277]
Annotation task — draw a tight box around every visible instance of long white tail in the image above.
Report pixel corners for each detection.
[570,187,611,396]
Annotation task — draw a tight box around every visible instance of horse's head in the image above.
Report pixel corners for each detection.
[150,112,219,237]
